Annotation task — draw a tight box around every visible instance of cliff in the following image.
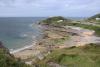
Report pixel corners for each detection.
[0,41,5,48]
[0,41,31,67]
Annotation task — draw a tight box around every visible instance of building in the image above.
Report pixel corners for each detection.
[96,18,100,20]
[57,20,63,22]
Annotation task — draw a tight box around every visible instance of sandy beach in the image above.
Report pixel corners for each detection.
[10,41,38,59]
[10,40,47,60]
[10,24,44,60]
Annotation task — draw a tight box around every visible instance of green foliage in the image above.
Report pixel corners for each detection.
[36,43,100,67]
[88,13,100,20]
[41,16,71,26]
[0,49,31,67]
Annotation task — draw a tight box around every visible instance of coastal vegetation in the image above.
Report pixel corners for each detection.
[36,17,100,67]
[36,43,100,67]
[0,42,31,67]
[40,16,71,27]
[41,16,100,36]
[35,16,100,67]
[87,13,100,23]
[88,13,100,20]
[0,15,100,67]
[0,49,31,67]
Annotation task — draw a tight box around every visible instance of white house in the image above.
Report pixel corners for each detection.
[96,18,100,20]
[57,20,63,22]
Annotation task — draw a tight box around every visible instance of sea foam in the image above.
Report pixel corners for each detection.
[10,41,36,54]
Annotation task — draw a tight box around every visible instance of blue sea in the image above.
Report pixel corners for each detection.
[0,17,44,50]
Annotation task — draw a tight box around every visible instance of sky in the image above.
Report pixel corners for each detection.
[0,0,100,17]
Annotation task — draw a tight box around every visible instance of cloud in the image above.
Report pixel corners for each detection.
[0,0,99,10]
[0,0,100,17]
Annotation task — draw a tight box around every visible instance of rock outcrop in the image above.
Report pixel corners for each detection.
[0,41,6,48]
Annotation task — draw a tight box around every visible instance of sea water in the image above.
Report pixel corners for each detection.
[0,17,44,50]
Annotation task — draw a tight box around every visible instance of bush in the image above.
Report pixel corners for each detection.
[40,16,71,27]
[0,49,31,67]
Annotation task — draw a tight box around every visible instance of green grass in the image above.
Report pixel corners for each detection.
[36,43,100,67]
[0,48,31,67]
[40,16,71,27]
[88,13,100,21]
[52,35,69,45]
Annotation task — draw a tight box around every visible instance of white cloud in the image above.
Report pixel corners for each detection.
[0,0,99,17]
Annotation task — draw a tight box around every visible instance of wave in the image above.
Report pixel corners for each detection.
[29,23,36,28]
[29,24,33,27]
[10,41,36,54]
[21,34,28,37]
[19,33,28,38]
[29,23,39,28]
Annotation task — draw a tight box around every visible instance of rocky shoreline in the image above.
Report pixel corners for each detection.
[11,23,100,64]
[10,24,69,65]
[8,16,100,65]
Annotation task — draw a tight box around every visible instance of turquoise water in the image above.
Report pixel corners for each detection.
[0,17,44,49]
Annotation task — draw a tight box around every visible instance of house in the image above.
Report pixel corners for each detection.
[96,18,100,20]
[57,20,63,22]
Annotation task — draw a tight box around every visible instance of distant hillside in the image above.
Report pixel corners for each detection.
[88,13,100,21]
[0,42,31,67]
[40,16,71,27]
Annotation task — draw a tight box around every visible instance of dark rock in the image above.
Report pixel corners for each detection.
[0,41,6,48]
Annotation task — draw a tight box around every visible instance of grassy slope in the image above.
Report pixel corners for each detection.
[0,48,31,67]
[87,13,100,23]
[88,13,100,20]
[37,43,100,67]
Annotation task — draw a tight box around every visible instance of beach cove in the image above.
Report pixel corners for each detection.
[9,17,100,64]
[0,16,100,67]
[11,24,100,65]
